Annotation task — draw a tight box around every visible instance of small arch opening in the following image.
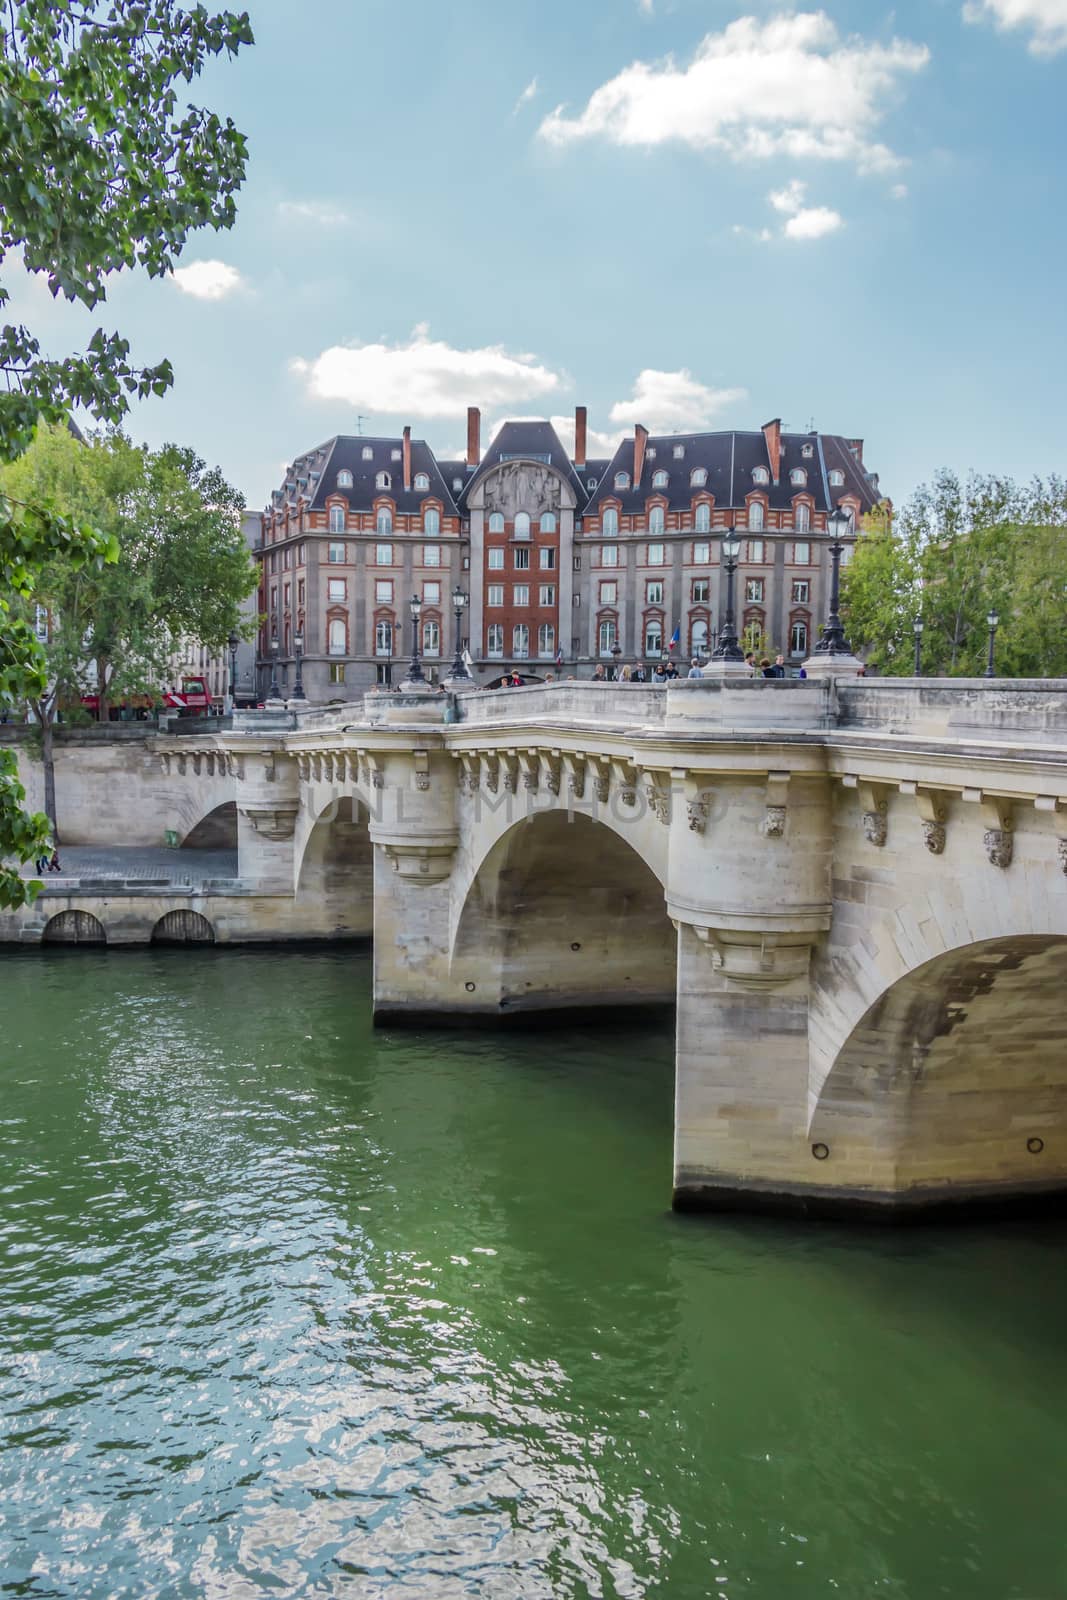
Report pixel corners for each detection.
[151,910,216,945]
[42,910,106,946]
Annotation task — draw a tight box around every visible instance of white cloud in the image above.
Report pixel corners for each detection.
[538,12,929,174]
[549,414,628,459]
[170,259,244,300]
[963,0,1067,54]
[277,199,350,226]
[290,324,564,418]
[513,76,539,114]
[638,0,655,13]
[766,178,844,240]
[608,369,747,431]
[891,182,909,199]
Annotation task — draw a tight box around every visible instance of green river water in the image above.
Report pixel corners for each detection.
[1,949,1065,1599]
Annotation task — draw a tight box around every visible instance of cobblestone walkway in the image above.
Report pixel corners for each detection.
[26,847,238,886]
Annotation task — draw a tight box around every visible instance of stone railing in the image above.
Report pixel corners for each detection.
[835,679,1067,746]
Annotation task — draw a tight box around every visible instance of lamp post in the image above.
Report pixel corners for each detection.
[912,615,924,677]
[292,628,306,701]
[407,593,425,684]
[813,506,853,656]
[984,608,1000,679]
[227,629,239,711]
[268,636,281,701]
[711,527,744,661]
[449,585,470,679]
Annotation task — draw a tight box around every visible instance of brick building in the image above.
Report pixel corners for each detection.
[254,409,883,700]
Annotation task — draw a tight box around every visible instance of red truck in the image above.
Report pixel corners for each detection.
[80,676,213,719]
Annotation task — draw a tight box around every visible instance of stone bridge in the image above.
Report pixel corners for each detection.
[9,677,1067,1218]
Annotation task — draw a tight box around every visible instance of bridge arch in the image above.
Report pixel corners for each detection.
[151,910,216,945]
[181,802,237,850]
[42,910,106,946]
[295,794,374,939]
[810,934,1067,1202]
[451,808,675,1015]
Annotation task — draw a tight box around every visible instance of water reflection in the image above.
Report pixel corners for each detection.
[0,949,1065,1597]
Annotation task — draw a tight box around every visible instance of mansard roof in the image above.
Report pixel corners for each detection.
[459,420,592,509]
[275,435,460,517]
[589,430,881,517]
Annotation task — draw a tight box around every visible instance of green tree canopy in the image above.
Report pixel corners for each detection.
[0,0,252,907]
[842,474,1067,678]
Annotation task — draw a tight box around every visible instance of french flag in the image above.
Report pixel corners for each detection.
[556,643,563,667]
[668,625,680,653]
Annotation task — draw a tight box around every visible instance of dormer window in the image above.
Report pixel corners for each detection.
[652,469,668,488]
[614,472,630,490]
[587,477,596,489]
[829,469,845,487]
[336,469,353,489]
[673,444,685,459]
[690,468,707,487]
[390,448,402,462]
[453,477,463,491]
[361,447,373,461]
[376,472,391,491]
[646,446,656,460]
[790,468,807,487]
[802,443,814,459]
[752,466,770,485]
[414,472,430,491]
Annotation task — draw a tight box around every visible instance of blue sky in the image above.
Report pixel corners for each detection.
[12,0,1067,508]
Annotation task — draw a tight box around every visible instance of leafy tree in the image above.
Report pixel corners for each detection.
[4,424,256,836]
[0,0,252,904]
[843,475,1067,677]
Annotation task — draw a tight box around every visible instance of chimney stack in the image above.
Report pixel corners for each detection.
[633,423,648,490]
[402,425,412,493]
[466,406,481,467]
[574,405,588,469]
[762,417,782,485]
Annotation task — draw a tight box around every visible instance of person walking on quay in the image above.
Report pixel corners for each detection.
[47,850,62,873]
[687,658,703,679]
[652,662,668,684]
[768,654,786,678]
[620,664,632,681]
[665,660,679,681]
[592,663,607,682]
[744,652,757,676]
[631,662,646,683]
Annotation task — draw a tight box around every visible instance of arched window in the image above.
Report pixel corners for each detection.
[644,618,663,658]
[795,502,811,531]
[691,618,708,655]
[790,468,807,486]
[514,512,531,539]
[512,623,529,659]
[615,472,630,490]
[598,617,617,656]
[328,618,347,656]
[488,512,505,534]
[538,622,555,658]
[329,504,345,533]
[423,507,440,535]
[748,500,765,532]
[376,506,393,535]
[752,467,769,486]
[743,614,765,653]
[375,618,393,656]
[602,508,619,537]
[790,617,809,657]
[691,468,708,487]
[649,505,665,535]
[375,471,391,491]
[540,512,557,534]
[829,469,844,487]
[695,502,711,533]
[422,618,440,657]
[336,469,353,489]
[652,469,669,488]
[414,472,429,491]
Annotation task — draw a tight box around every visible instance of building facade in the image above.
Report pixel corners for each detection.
[254,410,884,700]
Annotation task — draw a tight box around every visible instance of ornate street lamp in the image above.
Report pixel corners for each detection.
[292,628,307,701]
[711,527,744,661]
[912,615,924,677]
[449,585,470,679]
[813,506,853,657]
[407,592,426,684]
[227,629,239,710]
[984,608,1000,679]
[268,636,281,701]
